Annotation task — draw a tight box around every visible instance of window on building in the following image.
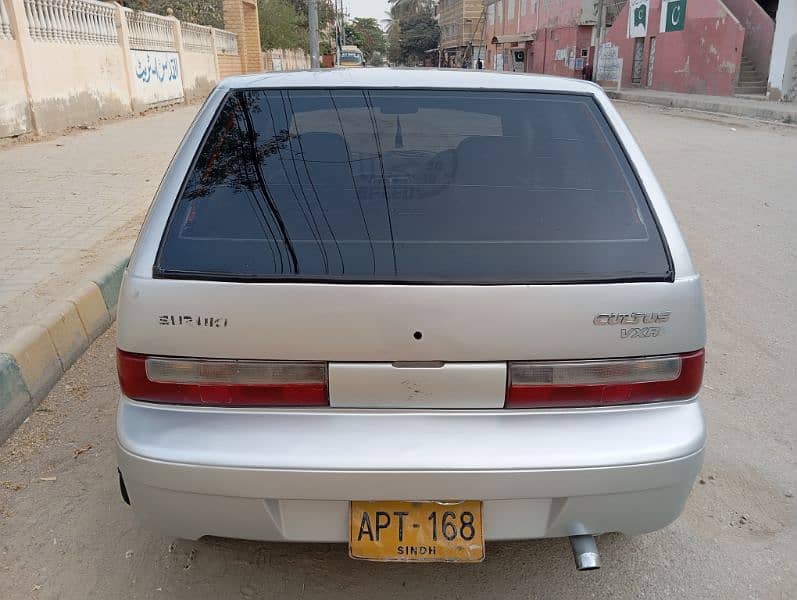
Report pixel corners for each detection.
[496,0,503,23]
[521,0,527,17]
[488,3,495,25]
[508,0,515,20]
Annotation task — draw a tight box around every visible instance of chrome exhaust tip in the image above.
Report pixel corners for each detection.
[569,535,601,571]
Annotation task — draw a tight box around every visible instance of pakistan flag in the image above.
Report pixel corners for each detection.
[627,0,649,38]
[660,0,687,33]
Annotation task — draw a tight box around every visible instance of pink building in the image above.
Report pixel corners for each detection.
[483,0,784,99]
[483,0,599,77]
[603,0,779,97]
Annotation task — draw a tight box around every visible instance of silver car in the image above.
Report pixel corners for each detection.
[115,69,705,568]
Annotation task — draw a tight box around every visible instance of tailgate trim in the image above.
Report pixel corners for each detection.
[328,362,507,408]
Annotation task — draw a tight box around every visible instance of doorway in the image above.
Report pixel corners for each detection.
[646,37,657,87]
[632,37,645,84]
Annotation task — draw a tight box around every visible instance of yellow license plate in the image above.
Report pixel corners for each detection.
[349,500,484,562]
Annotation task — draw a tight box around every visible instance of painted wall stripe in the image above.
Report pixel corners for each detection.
[0,353,34,443]
[0,255,129,445]
[93,257,130,312]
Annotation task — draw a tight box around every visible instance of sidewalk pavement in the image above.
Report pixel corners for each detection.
[606,88,797,123]
[0,104,199,342]
[0,104,198,441]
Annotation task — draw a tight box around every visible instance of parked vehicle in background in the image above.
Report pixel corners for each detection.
[338,45,364,67]
[115,69,706,569]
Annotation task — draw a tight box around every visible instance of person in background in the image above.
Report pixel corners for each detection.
[582,60,593,81]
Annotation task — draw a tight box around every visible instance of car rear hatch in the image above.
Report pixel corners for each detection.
[117,87,705,409]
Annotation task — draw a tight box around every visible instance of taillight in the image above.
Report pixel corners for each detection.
[117,350,328,407]
[506,349,704,408]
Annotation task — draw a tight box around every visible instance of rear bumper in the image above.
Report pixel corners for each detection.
[116,397,705,542]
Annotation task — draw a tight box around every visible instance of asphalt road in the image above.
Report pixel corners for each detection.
[1,103,795,599]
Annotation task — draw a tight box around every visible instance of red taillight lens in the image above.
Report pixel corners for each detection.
[117,350,328,407]
[506,349,704,408]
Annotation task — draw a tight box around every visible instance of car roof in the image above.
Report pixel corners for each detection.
[216,68,603,94]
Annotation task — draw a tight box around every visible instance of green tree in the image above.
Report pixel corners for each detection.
[258,0,307,50]
[369,51,386,67]
[264,0,337,54]
[344,18,386,63]
[385,12,401,64]
[123,0,224,28]
[399,14,439,65]
[384,0,437,65]
[289,0,336,26]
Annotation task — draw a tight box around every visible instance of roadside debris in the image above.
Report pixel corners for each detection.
[1,481,26,491]
[73,444,93,458]
[184,548,197,570]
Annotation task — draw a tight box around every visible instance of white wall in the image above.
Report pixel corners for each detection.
[0,0,236,138]
[181,50,218,101]
[130,49,184,106]
[0,38,30,137]
[24,42,132,133]
[768,0,797,99]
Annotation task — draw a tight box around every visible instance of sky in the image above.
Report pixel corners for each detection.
[344,0,392,26]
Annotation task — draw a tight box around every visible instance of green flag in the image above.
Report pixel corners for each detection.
[627,0,649,38]
[661,0,686,33]
[634,5,647,28]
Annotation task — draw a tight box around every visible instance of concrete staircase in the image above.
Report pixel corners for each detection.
[736,55,768,96]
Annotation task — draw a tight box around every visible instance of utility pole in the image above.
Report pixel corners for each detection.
[592,0,606,81]
[334,0,340,66]
[340,0,346,45]
[336,0,344,66]
[308,0,320,68]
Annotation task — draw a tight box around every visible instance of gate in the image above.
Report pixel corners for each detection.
[646,37,657,87]
[632,38,644,84]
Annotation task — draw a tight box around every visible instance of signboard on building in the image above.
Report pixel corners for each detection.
[513,50,526,72]
[627,0,650,38]
[131,50,183,105]
[596,42,622,84]
[600,43,619,60]
[660,0,687,32]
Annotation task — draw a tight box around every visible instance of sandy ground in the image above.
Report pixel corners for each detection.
[0,103,795,599]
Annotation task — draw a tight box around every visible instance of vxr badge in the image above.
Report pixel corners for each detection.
[592,312,670,326]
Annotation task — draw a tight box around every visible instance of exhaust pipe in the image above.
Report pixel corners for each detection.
[569,535,601,571]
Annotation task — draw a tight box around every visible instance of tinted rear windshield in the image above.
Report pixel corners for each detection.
[155,89,672,284]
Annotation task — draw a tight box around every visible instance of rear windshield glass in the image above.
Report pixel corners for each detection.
[155,89,672,284]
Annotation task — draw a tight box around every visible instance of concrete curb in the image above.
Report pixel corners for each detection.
[606,90,797,124]
[0,254,129,443]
